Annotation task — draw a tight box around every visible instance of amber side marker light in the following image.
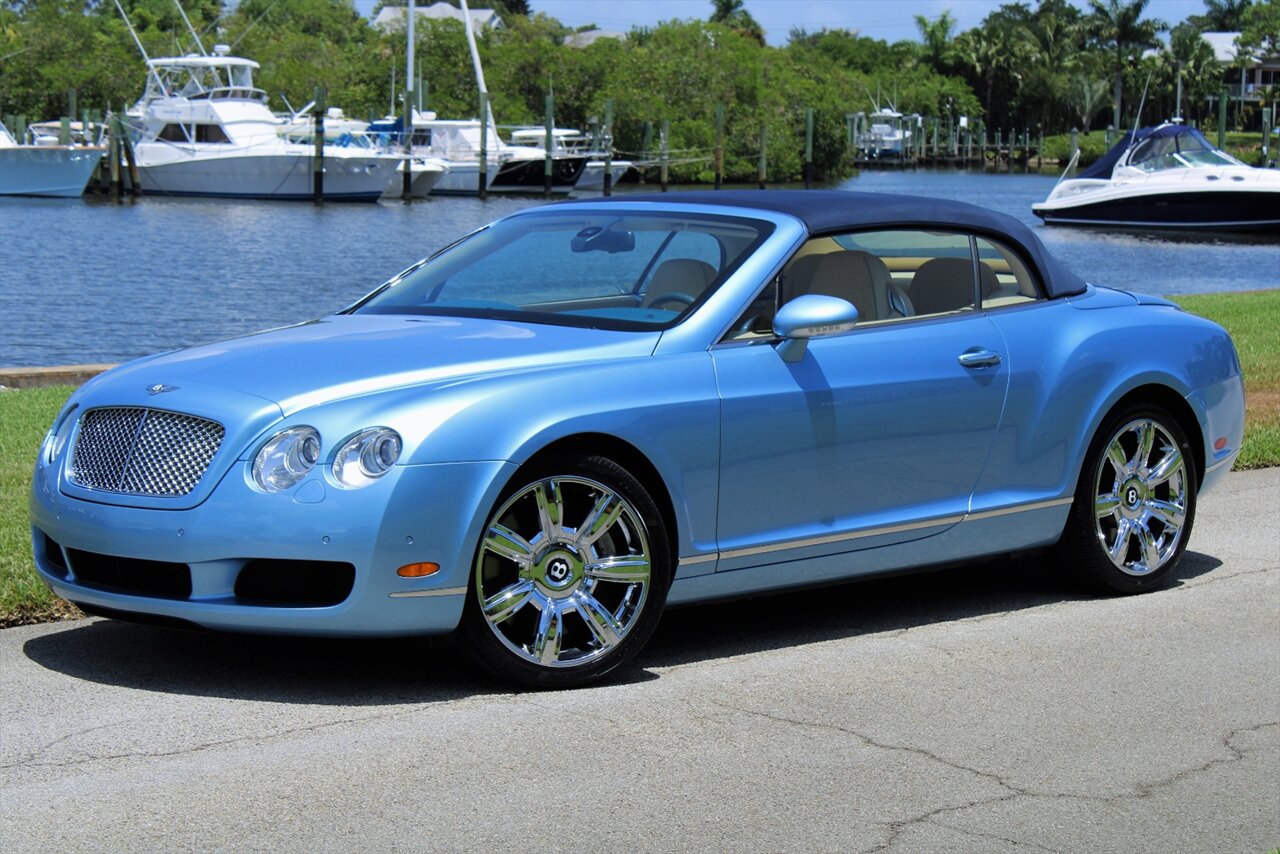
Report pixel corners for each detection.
[1214,437,1228,451]
[397,562,440,578]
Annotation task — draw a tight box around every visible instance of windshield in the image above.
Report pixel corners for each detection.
[352,211,772,330]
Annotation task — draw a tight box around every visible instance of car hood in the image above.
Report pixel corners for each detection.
[96,314,662,415]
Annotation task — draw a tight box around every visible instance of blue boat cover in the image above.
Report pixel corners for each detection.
[596,189,1089,298]
[1078,124,1220,180]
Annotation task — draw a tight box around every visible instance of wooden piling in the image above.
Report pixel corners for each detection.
[1218,87,1228,150]
[477,92,488,199]
[109,115,122,199]
[757,124,767,189]
[714,103,724,190]
[313,86,326,204]
[120,122,141,196]
[402,85,413,201]
[803,108,814,190]
[603,99,614,197]
[659,120,669,192]
[543,93,554,199]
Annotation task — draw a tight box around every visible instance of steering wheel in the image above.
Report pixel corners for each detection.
[645,291,696,310]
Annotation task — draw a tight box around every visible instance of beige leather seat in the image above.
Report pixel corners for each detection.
[908,257,982,315]
[803,250,903,322]
[641,259,717,308]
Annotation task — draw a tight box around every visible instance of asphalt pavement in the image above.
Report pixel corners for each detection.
[2,469,1277,852]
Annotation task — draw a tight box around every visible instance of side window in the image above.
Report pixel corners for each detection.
[974,237,1042,308]
[158,123,188,142]
[194,123,230,144]
[791,230,975,323]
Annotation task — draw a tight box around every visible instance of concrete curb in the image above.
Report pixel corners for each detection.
[0,364,116,390]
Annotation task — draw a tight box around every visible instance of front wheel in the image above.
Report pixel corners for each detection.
[1058,404,1197,593]
[461,453,670,688]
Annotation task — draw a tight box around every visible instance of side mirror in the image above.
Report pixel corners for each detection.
[772,294,859,362]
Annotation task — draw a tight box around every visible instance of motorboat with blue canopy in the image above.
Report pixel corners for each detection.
[1033,121,1279,232]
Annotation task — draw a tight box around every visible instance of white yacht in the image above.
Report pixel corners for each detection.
[508,127,631,190]
[370,112,585,195]
[856,107,913,158]
[0,119,104,197]
[1033,122,1280,233]
[277,107,446,199]
[126,47,400,201]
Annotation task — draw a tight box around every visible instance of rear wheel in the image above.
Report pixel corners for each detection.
[1059,404,1197,593]
[461,453,670,688]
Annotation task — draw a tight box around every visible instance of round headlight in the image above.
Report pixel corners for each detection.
[333,428,402,489]
[252,426,321,493]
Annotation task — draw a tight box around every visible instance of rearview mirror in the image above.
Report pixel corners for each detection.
[571,226,635,254]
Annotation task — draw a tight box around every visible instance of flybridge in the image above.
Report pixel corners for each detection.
[139,48,267,107]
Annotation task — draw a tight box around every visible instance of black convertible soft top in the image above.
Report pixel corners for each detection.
[593,189,1088,299]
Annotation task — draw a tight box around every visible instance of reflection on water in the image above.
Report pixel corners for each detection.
[1,171,1277,367]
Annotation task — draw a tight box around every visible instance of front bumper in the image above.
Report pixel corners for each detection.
[30,457,514,637]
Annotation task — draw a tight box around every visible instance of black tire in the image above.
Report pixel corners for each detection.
[1057,402,1197,594]
[460,453,671,688]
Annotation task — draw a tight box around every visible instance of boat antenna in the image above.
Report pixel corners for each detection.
[1129,70,1154,142]
[113,0,166,93]
[173,0,208,56]
[460,0,496,140]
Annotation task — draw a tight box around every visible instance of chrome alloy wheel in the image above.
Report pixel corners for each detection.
[474,475,653,669]
[1093,418,1189,576]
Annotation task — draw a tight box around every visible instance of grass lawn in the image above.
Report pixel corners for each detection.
[1173,291,1280,470]
[0,385,80,626]
[1041,130,1274,166]
[1,289,1276,625]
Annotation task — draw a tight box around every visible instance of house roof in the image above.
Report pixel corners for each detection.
[372,3,500,31]
[565,29,627,48]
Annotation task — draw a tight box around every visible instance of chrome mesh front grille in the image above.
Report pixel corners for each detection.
[70,407,225,497]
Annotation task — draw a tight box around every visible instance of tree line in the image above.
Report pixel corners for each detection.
[1,0,1276,182]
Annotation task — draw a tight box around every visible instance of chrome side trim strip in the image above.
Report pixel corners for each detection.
[678,554,718,567]
[719,514,967,561]
[686,497,1076,565]
[964,497,1074,521]
[388,586,467,599]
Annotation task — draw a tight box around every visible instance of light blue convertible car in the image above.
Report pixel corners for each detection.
[31,191,1245,687]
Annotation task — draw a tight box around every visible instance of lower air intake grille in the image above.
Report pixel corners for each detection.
[67,549,193,600]
[70,407,224,497]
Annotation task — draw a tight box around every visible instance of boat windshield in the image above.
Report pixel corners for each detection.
[1128,127,1244,171]
[352,211,773,331]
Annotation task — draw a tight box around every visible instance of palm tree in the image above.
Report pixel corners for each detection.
[709,0,765,46]
[1068,75,1111,130]
[1190,0,1254,33]
[1164,24,1220,121]
[914,11,958,74]
[1087,0,1167,129]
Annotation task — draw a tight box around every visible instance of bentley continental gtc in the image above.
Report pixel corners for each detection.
[31,191,1245,687]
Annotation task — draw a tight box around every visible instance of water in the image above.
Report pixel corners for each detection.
[2,171,1277,368]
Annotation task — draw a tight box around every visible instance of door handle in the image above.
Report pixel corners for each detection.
[958,349,1002,368]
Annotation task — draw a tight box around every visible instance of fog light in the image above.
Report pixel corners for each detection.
[396,562,439,578]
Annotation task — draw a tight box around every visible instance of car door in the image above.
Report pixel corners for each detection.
[710,229,1010,572]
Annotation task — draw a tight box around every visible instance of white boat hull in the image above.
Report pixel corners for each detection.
[0,147,103,197]
[575,160,634,190]
[134,145,394,201]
